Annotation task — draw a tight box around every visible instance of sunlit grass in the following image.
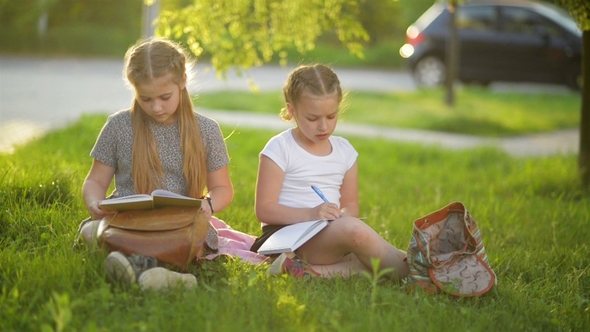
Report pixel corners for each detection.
[1,115,588,331]
[274,38,406,69]
[195,88,580,137]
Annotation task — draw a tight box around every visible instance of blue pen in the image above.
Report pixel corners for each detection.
[311,185,330,203]
[312,185,343,219]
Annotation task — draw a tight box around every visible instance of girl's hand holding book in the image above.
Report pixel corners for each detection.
[89,200,115,220]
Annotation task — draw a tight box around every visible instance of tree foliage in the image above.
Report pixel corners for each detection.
[356,0,403,44]
[155,0,369,77]
[557,0,590,30]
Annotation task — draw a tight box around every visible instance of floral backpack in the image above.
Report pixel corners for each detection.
[407,202,497,297]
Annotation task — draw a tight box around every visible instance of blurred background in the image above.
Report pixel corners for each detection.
[0,0,582,157]
[0,0,434,68]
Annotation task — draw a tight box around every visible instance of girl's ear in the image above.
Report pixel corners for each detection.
[287,103,296,118]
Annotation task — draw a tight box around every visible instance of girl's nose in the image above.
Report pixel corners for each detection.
[152,101,163,112]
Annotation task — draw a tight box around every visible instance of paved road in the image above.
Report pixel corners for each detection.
[0,56,579,156]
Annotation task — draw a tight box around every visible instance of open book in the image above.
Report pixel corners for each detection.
[100,189,202,212]
[257,220,330,255]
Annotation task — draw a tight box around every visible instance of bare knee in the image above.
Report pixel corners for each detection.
[335,217,376,249]
[80,220,101,247]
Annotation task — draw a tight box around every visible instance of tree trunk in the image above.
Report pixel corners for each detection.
[142,0,160,37]
[445,1,458,106]
[580,30,590,187]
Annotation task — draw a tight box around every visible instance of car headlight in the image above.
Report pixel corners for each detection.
[399,44,415,58]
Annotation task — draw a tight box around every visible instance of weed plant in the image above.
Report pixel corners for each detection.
[1,115,589,331]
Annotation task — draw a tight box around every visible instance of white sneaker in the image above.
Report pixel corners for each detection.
[138,267,197,291]
[104,251,137,286]
[266,253,320,278]
[104,251,159,287]
[267,253,290,276]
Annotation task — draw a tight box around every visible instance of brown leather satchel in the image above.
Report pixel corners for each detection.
[96,206,209,270]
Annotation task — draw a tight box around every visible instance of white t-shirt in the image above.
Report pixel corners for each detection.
[260,128,358,209]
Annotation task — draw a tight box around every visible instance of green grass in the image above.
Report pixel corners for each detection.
[1,114,589,331]
[0,23,140,59]
[269,38,407,69]
[195,88,581,137]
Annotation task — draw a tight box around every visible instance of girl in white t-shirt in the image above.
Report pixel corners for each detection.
[251,64,409,280]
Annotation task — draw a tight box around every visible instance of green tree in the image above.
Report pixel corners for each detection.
[356,0,403,44]
[154,0,369,77]
[557,0,590,187]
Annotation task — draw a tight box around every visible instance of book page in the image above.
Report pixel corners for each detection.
[102,194,152,203]
[151,190,201,208]
[153,196,201,208]
[257,220,328,255]
[150,189,187,198]
[99,195,154,211]
[99,190,201,211]
[292,221,329,249]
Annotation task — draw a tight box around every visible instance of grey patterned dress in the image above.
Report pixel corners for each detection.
[91,109,230,251]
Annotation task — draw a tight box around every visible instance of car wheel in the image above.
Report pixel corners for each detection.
[413,55,446,87]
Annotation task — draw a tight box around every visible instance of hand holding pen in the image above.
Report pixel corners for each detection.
[311,185,342,219]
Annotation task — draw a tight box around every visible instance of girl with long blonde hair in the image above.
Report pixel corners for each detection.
[79,38,266,290]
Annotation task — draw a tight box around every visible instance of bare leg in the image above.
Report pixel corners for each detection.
[80,219,101,248]
[308,253,369,278]
[297,217,410,281]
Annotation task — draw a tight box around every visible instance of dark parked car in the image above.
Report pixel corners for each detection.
[399,0,582,90]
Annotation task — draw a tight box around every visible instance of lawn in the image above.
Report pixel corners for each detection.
[194,88,581,137]
[0,111,588,331]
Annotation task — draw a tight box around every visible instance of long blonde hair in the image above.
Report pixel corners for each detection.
[124,38,207,198]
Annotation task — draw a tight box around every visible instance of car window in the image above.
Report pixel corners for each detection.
[457,6,496,32]
[501,7,562,37]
